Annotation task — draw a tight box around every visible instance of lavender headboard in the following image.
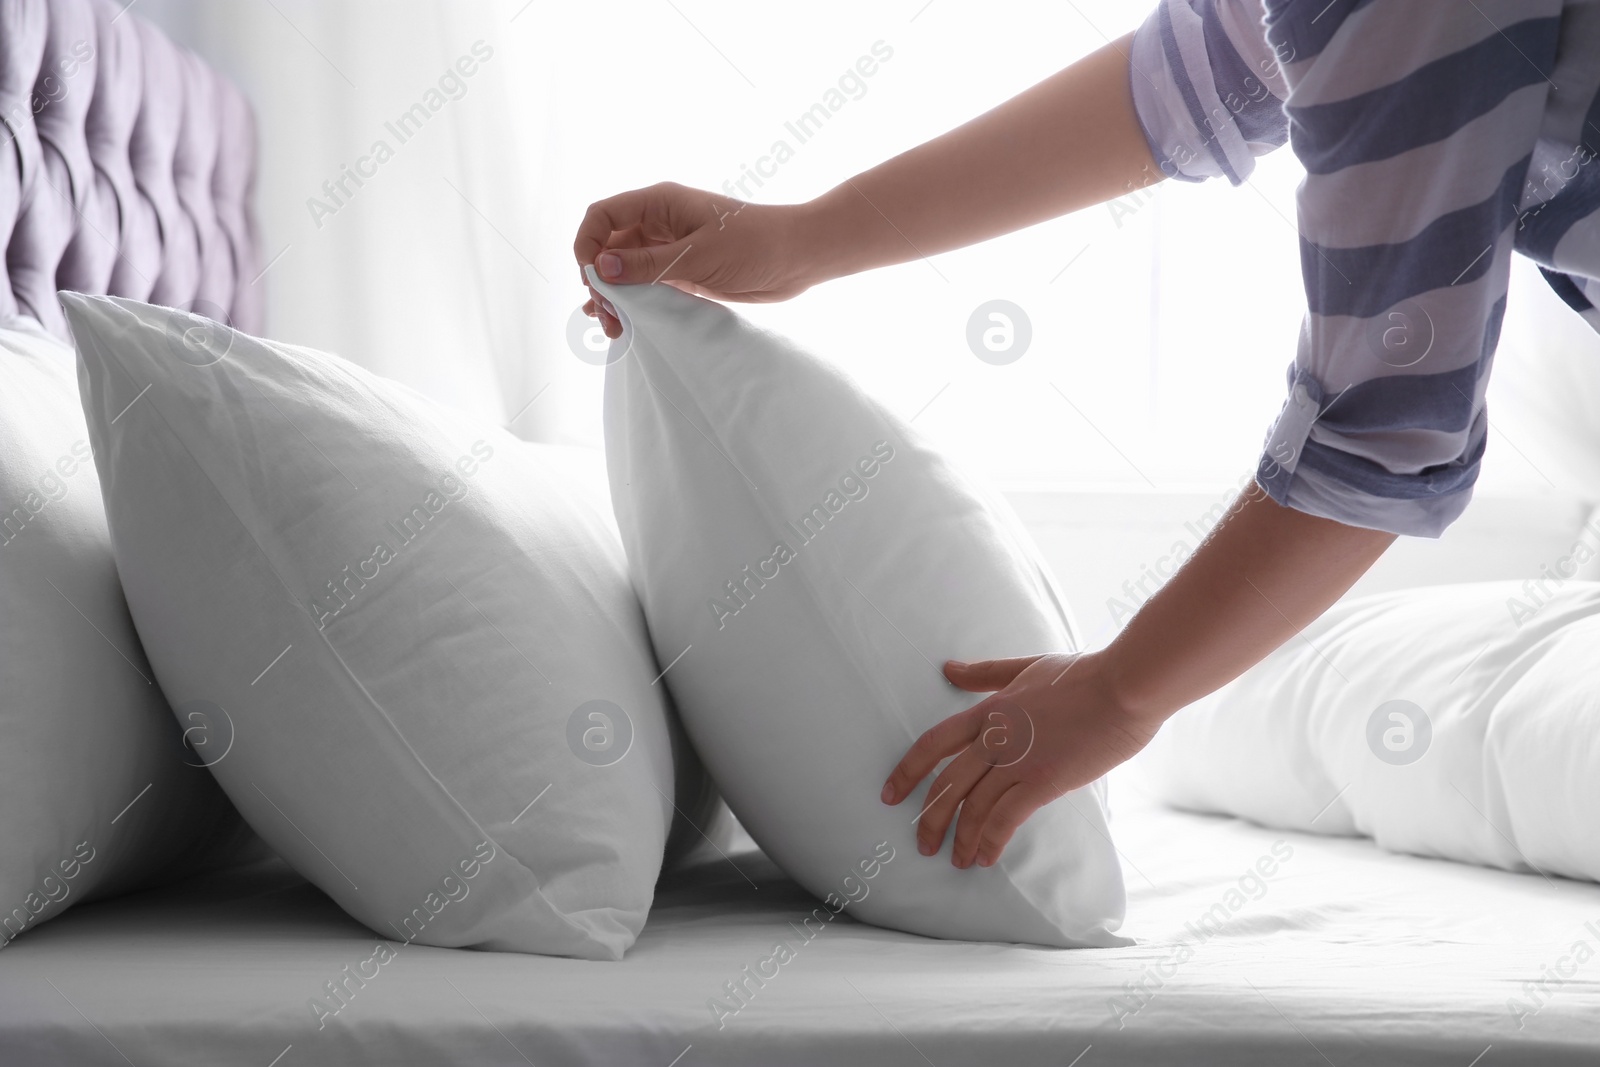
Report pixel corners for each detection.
[0,0,263,339]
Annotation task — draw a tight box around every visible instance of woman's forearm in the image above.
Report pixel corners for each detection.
[882,481,1395,866]
[1104,483,1397,725]
[797,32,1160,286]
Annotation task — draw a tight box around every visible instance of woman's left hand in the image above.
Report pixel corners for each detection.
[880,651,1160,869]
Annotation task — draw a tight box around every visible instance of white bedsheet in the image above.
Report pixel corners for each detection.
[3,774,1597,1066]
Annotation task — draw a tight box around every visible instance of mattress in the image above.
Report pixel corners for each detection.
[3,771,1596,1066]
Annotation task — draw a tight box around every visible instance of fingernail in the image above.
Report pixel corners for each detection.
[918,839,934,856]
[978,855,993,868]
[598,252,622,278]
[946,661,968,671]
[880,783,895,804]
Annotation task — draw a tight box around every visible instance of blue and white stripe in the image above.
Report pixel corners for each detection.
[1130,0,1600,536]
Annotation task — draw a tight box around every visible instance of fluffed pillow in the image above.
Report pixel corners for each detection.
[537,441,738,873]
[65,293,681,960]
[0,318,251,950]
[589,267,1127,948]
[1145,580,1600,882]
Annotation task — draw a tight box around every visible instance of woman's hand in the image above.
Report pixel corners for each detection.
[880,486,1397,871]
[574,182,817,337]
[880,652,1161,870]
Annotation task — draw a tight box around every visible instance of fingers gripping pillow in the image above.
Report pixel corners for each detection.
[589,268,1127,948]
[65,293,680,960]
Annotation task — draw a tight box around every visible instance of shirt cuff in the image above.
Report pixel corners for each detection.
[1128,0,1256,185]
[1255,366,1481,538]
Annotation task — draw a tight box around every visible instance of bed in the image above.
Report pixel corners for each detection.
[3,3,1599,1065]
[2,779,1596,1066]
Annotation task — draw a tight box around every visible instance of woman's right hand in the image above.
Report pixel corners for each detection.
[574,182,818,338]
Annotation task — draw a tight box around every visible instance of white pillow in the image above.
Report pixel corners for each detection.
[589,268,1127,947]
[1144,580,1600,882]
[65,293,681,960]
[537,441,738,873]
[0,319,252,949]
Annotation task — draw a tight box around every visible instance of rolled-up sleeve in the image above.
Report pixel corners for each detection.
[1135,0,1566,537]
[1251,0,1562,537]
[1128,0,1291,184]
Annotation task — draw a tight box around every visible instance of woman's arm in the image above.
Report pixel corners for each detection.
[881,482,1396,869]
[800,31,1161,283]
[575,33,1161,332]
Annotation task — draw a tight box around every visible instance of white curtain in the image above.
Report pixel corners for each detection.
[139,0,560,437]
[142,0,1600,502]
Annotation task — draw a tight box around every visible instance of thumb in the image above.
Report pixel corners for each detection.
[594,236,697,286]
[943,655,1043,693]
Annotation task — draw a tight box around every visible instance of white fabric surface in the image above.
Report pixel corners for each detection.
[592,267,1125,949]
[534,440,738,873]
[65,293,683,960]
[0,318,249,947]
[1147,580,1600,884]
[3,783,1598,1065]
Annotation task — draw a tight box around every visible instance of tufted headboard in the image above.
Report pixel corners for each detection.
[0,0,263,339]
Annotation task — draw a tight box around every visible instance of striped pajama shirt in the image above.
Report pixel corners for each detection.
[1129,0,1600,535]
